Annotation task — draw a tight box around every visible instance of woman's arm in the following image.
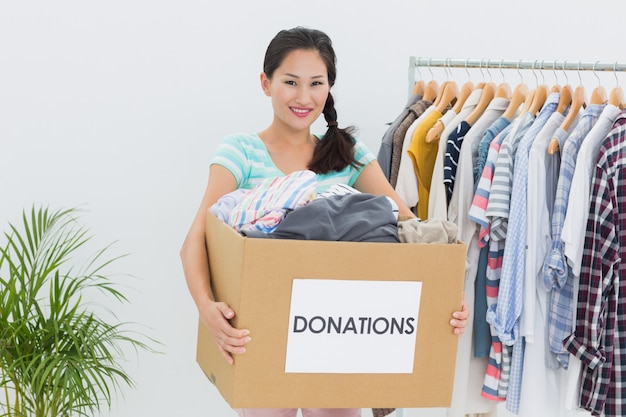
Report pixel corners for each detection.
[353,160,415,217]
[180,164,251,364]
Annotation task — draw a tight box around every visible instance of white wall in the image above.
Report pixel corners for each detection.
[1,1,625,416]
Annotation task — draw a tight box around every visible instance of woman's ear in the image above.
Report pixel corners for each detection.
[260,72,271,96]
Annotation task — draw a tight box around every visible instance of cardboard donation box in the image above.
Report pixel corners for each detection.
[197,212,467,408]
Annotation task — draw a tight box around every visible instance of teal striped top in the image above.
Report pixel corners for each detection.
[210,133,375,193]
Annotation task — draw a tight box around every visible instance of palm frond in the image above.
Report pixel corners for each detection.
[0,205,160,417]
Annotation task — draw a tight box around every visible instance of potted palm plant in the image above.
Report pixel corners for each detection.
[0,206,158,417]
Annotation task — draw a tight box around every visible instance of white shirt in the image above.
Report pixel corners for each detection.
[447,92,509,417]
[524,111,563,340]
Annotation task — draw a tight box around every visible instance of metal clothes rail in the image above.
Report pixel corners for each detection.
[408,56,626,95]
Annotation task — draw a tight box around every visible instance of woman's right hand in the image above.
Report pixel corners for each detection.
[202,300,251,365]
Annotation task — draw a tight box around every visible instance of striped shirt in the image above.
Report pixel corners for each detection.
[485,111,536,341]
[228,170,317,233]
[495,93,559,414]
[474,117,512,191]
[486,112,536,241]
[443,121,471,203]
[211,133,375,194]
[468,124,512,402]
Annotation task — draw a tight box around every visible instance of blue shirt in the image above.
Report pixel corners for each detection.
[474,117,512,191]
[495,93,559,414]
[543,104,604,368]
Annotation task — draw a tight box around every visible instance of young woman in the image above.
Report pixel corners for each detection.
[180,27,469,417]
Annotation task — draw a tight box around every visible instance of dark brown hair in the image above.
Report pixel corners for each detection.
[263,27,362,174]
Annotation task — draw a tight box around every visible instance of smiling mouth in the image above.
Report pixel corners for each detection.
[291,107,312,117]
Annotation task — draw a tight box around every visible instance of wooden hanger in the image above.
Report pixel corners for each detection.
[425,81,472,143]
[590,85,607,105]
[413,80,426,96]
[423,80,439,102]
[550,84,561,93]
[548,85,585,155]
[528,84,548,116]
[452,81,475,115]
[556,84,573,115]
[520,88,536,114]
[589,62,607,106]
[464,82,495,126]
[502,82,529,121]
[435,81,458,114]
[432,81,449,107]
[495,82,512,99]
[608,65,625,109]
[609,85,625,109]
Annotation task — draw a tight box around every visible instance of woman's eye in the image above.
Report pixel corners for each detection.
[285,80,296,86]
[312,81,324,86]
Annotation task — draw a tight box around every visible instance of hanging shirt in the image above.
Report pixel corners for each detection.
[429,88,483,221]
[443,121,472,203]
[377,93,422,181]
[495,93,559,414]
[484,112,536,401]
[394,104,435,209]
[484,111,535,335]
[444,92,508,413]
[561,104,623,277]
[407,109,445,219]
[518,108,565,417]
[474,117,513,191]
[390,100,432,188]
[447,96,510,364]
[469,126,512,403]
[564,115,626,417]
[485,111,536,243]
[449,96,510,235]
[542,104,604,369]
[558,106,623,412]
[445,90,505,417]
[449,97,510,211]
[524,110,564,341]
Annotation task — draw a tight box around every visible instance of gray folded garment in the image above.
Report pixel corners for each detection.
[242,193,399,243]
[397,217,458,244]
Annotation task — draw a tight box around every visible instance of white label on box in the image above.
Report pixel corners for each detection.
[285,279,422,374]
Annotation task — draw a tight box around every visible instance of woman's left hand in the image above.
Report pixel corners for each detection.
[450,296,469,335]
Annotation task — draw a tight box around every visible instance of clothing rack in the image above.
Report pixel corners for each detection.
[408,56,626,95]
[394,56,626,417]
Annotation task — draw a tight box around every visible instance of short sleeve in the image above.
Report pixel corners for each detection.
[210,134,249,187]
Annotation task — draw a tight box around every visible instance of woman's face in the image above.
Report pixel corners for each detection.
[261,49,330,133]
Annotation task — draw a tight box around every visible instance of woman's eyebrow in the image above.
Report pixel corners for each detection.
[283,73,326,79]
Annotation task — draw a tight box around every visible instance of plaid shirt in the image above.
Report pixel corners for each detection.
[542,105,604,368]
[564,113,626,417]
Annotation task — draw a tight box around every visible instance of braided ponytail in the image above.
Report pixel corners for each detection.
[308,92,363,174]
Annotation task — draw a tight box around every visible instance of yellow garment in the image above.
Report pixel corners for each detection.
[406,109,443,220]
